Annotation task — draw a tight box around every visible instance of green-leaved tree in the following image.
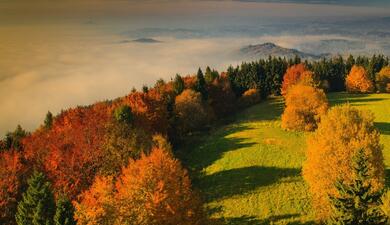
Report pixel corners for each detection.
[15,171,55,225]
[54,195,76,225]
[327,148,386,225]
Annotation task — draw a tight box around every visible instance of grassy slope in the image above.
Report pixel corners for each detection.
[181,93,390,225]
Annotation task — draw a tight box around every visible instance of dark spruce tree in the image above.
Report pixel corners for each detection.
[114,105,133,124]
[194,68,208,100]
[15,171,55,225]
[2,125,28,151]
[327,148,386,225]
[44,111,53,129]
[173,74,184,96]
[54,195,76,225]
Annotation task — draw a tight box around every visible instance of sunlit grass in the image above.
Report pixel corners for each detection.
[181,92,390,225]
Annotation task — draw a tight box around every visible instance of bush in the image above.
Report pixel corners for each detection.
[281,84,328,131]
[302,105,385,222]
[346,65,374,93]
[376,66,390,93]
[239,88,261,108]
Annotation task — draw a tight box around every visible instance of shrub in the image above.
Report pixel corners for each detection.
[281,84,328,131]
[239,88,261,108]
[376,66,390,93]
[346,65,374,93]
[303,105,385,222]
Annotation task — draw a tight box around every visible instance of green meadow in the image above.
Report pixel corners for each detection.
[180,93,390,225]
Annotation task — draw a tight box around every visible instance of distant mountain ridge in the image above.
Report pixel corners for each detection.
[240,42,330,60]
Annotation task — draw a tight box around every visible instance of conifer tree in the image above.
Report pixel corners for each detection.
[327,148,386,225]
[15,171,55,225]
[44,111,53,129]
[194,68,208,100]
[173,74,184,96]
[54,195,76,225]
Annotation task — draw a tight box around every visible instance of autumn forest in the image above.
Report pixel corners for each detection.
[0,51,390,225]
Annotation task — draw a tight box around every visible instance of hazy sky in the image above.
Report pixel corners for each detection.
[0,0,389,135]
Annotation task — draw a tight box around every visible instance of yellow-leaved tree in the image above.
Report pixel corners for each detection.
[302,105,385,222]
[345,65,374,93]
[376,66,390,93]
[281,83,328,131]
[73,176,116,225]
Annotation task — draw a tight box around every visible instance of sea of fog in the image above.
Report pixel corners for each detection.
[0,0,390,135]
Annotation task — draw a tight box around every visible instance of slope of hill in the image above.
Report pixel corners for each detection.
[180,93,390,225]
[240,42,330,60]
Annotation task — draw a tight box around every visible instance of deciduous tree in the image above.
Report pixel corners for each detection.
[376,66,390,93]
[281,63,311,96]
[115,148,205,225]
[174,89,208,135]
[73,176,115,225]
[281,84,328,131]
[303,105,385,222]
[0,151,27,224]
[346,65,374,93]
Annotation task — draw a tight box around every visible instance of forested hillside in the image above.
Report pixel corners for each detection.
[1,54,390,225]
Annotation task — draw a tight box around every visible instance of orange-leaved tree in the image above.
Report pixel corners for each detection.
[302,104,385,222]
[376,66,390,93]
[0,151,27,225]
[73,176,116,225]
[74,148,205,225]
[115,147,205,225]
[281,63,315,96]
[345,65,374,93]
[281,84,328,131]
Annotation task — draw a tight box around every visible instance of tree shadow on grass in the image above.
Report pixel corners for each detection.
[375,122,390,135]
[239,97,284,122]
[328,93,386,106]
[199,166,300,202]
[180,124,257,174]
[210,214,314,225]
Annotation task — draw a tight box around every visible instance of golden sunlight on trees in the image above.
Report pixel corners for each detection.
[74,148,205,225]
[346,65,374,93]
[281,84,328,131]
[115,148,204,225]
[302,105,385,222]
[73,176,115,225]
[376,66,390,93]
[281,63,314,96]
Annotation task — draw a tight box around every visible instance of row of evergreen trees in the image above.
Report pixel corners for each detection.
[226,55,389,98]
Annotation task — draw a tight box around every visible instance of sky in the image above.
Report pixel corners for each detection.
[0,0,389,135]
